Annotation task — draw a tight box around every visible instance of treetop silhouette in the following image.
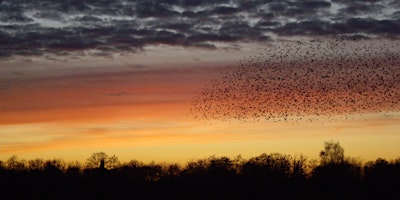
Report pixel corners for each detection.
[1,141,399,199]
[319,140,345,165]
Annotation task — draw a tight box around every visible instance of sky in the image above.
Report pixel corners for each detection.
[1,0,400,164]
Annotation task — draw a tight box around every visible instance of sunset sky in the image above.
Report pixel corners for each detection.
[1,0,400,164]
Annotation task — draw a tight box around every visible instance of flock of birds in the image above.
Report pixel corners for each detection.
[190,37,400,123]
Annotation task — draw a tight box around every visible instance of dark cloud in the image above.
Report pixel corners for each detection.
[219,20,268,41]
[162,0,233,7]
[297,1,331,10]
[135,1,180,18]
[74,15,103,23]
[333,18,400,35]
[392,11,400,20]
[274,20,333,36]
[0,3,32,23]
[189,32,237,43]
[0,0,399,58]
[160,22,194,32]
[339,2,384,16]
[211,6,239,15]
[332,0,382,4]
[149,30,187,45]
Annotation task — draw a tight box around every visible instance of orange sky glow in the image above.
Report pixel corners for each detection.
[1,41,400,165]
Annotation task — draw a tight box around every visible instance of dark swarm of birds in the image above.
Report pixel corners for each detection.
[190,38,400,123]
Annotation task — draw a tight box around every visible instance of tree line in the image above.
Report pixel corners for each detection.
[1,141,399,199]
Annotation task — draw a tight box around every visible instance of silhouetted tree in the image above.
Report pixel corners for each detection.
[141,162,163,181]
[5,155,25,171]
[164,163,181,178]
[86,152,120,170]
[208,156,235,177]
[183,158,209,177]
[27,158,45,171]
[86,152,108,169]
[290,154,307,181]
[242,153,291,182]
[107,154,121,169]
[232,154,245,174]
[66,160,82,174]
[319,141,344,165]
[364,157,394,184]
[117,160,145,185]
[44,159,65,172]
[363,158,399,199]
[312,141,363,200]
[0,160,4,171]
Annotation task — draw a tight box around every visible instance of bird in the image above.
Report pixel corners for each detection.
[190,37,400,123]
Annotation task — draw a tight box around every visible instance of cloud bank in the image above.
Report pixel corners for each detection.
[1,0,399,58]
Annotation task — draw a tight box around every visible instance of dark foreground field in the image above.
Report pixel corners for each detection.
[1,142,399,200]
